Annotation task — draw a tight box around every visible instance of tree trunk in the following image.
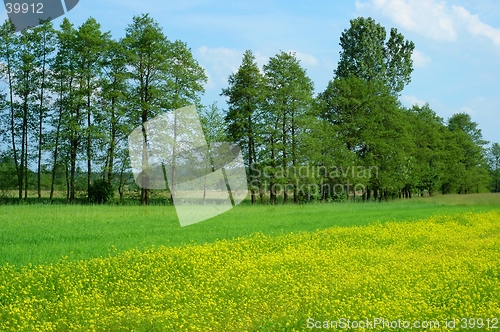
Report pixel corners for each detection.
[140,120,149,205]
[24,131,28,200]
[37,44,48,201]
[70,139,77,203]
[249,116,256,205]
[168,110,178,206]
[87,76,92,197]
[19,94,29,201]
[65,160,70,202]
[107,93,117,185]
[50,82,64,202]
[291,107,298,204]
[269,134,276,204]
[282,103,288,203]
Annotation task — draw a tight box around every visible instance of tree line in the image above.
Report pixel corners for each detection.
[0,15,498,204]
[0,14,206,204]
[221,17,499,204]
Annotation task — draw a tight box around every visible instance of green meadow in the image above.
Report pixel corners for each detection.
[1,193,499,267]
[1,195,500,331]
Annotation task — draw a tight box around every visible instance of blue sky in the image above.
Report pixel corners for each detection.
[2,0,499,146]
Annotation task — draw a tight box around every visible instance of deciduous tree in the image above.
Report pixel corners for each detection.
[263,51,314,203]
[123,14,171,205]
[335,17,414,94]
[221,50,264,204]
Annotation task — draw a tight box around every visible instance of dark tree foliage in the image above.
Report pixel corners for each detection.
[88,178,114,204]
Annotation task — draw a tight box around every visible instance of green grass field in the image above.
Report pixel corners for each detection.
[1,193,499,267]
[0,195,499,331]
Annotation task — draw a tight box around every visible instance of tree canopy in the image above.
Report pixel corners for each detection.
[335,17,415,94]
[0,15,496,205]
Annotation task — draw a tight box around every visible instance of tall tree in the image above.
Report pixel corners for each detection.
[13,27,45,200]
[166,39,206,110]
[32,21,57,201]
[403,104,446,196]
[221,50,264,204]
[445,113,490,194]
[319,76,411,201]
[319,17,416,201]
[263,51,314,203]
[199,102,228,204]
[0,20,20,198]
[101,39,129,186]
[75,18,110,198]
[123,14,171,205]
[164,40,207,204]
[55,18,82,202]
[335,17,415,94]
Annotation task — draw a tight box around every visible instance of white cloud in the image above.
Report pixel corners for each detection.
[356,0,457,41]
[401,95,427,107]
[452,5,500,47]
[197,46,243,89]
[412,50,431,67]
[289,50,318,67]
[356,0,500,48]
[355,1,367,10]
[197,47,276,89]
[198,46,242,73]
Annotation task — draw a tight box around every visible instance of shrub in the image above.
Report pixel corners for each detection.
[88,179,114,204]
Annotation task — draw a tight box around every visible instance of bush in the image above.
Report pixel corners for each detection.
[88,179,114,204]
[0,154,18,198]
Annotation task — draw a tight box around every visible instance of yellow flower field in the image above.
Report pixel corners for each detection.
[1,211,500,331]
